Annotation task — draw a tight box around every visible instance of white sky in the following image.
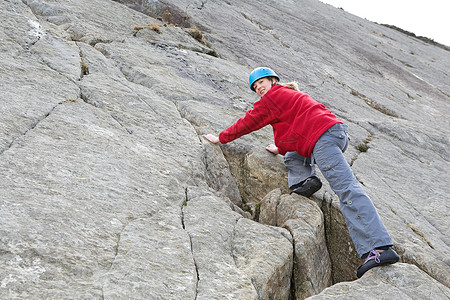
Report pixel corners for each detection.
[319,0,450,47]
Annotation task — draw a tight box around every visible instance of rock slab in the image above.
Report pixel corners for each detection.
[1,0,449,298]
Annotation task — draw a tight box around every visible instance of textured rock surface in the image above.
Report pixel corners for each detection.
[308,263,450,299]
[260,190,333,299]
[1,0,449,298]
[183,187,293,300]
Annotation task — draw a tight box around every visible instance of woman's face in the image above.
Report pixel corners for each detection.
[252,77,274,97]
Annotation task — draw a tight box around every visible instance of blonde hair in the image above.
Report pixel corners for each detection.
[278,81,299,91]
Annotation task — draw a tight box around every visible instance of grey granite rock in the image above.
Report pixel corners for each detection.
[1,0,449,298]
[183,187,293,299]
[260,190,333,299]
[308,263,450,299]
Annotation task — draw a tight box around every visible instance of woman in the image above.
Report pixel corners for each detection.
[203,67,399,278]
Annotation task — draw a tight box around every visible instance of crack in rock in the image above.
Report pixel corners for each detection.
[77,43,90,79]
[181,187,199,299]
[110,114,134,134]
[350,133,375,168]
[2,104,58,155]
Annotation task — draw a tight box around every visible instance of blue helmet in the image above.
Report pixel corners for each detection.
[248,67,280,91]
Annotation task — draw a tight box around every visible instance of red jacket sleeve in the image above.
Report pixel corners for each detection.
[219,99,276,144]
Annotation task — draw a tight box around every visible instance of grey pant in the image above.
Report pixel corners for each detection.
[284,123,393,257]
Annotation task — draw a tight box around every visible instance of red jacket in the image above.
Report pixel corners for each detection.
[219,85,342,157]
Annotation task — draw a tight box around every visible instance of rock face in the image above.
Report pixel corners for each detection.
[1,0,449,299]
[308,263,450,300]
[260,189,333,299]
[183,187,293,300]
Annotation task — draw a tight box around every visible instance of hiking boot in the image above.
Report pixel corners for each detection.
[356,247,399,278]
[290,176,322,198]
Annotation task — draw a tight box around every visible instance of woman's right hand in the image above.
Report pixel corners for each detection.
[203,134,220,144]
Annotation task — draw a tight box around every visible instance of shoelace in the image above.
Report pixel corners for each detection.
[364,249,382,264]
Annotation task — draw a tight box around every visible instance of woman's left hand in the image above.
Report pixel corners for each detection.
[266,144,279,155]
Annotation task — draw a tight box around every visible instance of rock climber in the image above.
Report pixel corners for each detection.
[203,67,399,278]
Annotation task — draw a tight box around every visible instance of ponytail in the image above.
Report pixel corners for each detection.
[278,81,299,91]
